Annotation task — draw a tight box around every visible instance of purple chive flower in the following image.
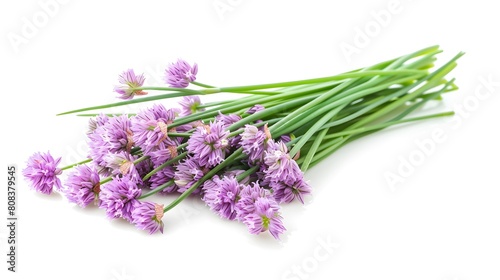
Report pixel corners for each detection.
[114,69,147,100]
[104,115,134,152]
[246,104,265,114]
[168,123,193,144]
[270,177,311,204]
[131,201,164,234]
[175,123,195,133]
[241,124,270,164]
[99,176,141,221]
[255,160,271,186]
[187,121,230,168]
[165,59,198,88]
[103,151,142,183]
[242,196,286,239]
[64,165,101,207]
[215,113,241,128]
[202,176,241,220]
[215,113,242,148]
[235,182,272,221]
[148,144,178,167]
[150,165,177,194]
[130,104,178,154]
[87,113,109,135]
[174,157,207,194]
[179,95,204,117]
[263,140,302,184]
[280,134,292,143]
[88,114,133,175]
[134,158,153,180]
[23,151,62,195]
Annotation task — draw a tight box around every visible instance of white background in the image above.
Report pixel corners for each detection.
[1,1,499,279]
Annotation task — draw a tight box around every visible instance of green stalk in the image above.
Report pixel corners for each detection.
[319,111,454,140]
[217,69,427,92]
[57,91,204,116]
[167,132,192,138]
[296,137,346,166]
[139,180,175,199]
[289,104,347,158]
[190,81,215,88]
[61,158,92,170]
[235,166,259,182]
[269,51,435,135]
[346,53,463,130]
[197,100,232,108]
[301,125,329,172]
[271,74,424,137]
[76,113,137,117]
[134,86,202,94]
[305,79,457,168]
[227,94,319,132]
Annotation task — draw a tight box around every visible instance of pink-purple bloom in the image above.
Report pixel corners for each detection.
[179,95,204,116]
[242,196,285,239]
[114,69,147,100]
[148,146,174,166]
[280,134,292,143]
[103,151,142,184]
[187,121,230,168]
[235,182,271,220]
[99,176,142,221]
[64,165,101,207]
[215,113,241,128]
[134,158,154,183]
[202,176,241,220]
[215,113,242,148]
[174,157,206,194]
[24,81,311,239]
[131,201,164,234]
[130,104,178,154]
[145,145,177,193]
[264,140,302,184]
[165,59,198,88]
[88,114,133,175]
[150,165,177,193]
[262,140,310,203]
[23,151,62,195]
[270,178,311,204]
[246,104,265,114]
[87,113,109,135]
[241,124,269,164]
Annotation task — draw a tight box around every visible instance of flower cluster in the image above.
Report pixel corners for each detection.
[22,97,309,238]
[22,48,462,239]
